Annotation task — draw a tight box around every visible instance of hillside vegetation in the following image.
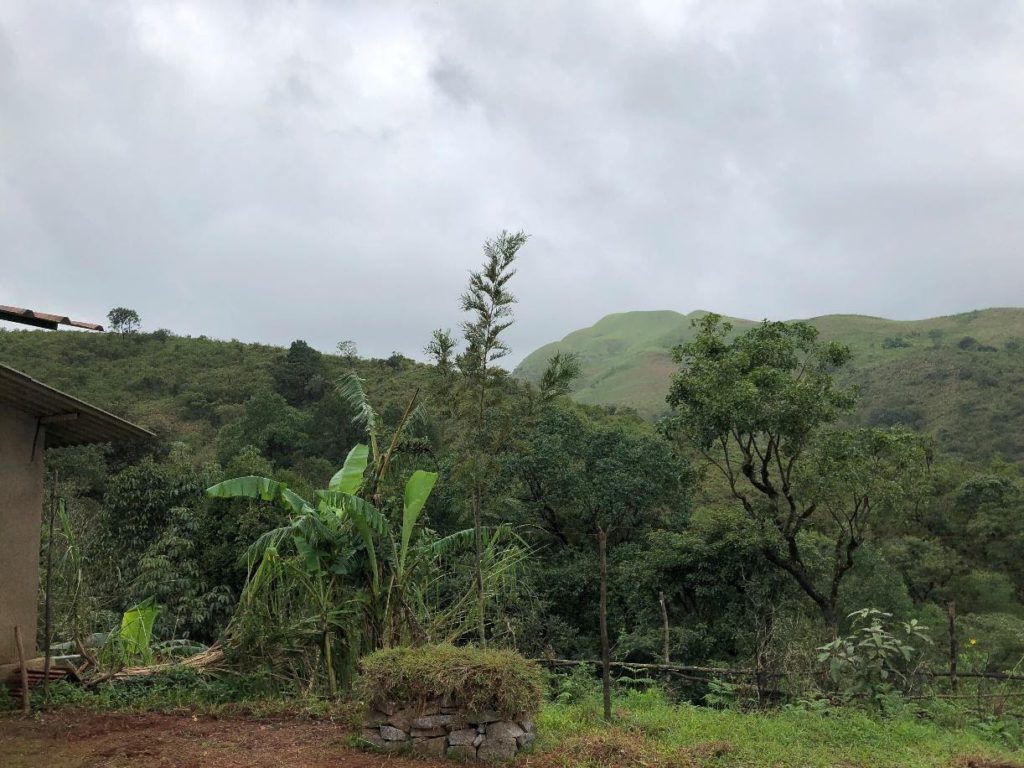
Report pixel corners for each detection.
[515,308,1024,463]
[5,243,1024,762]
[0,327,428,467]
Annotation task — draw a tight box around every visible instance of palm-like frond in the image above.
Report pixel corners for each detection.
[206,476,312,515]
[423,523,532,644]
[337,373,379,455]
[243,507,341,567]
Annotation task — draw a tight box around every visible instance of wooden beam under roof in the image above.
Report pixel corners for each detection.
[0,305,104,331]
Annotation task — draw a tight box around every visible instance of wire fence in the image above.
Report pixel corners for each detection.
[534,656,1024,715]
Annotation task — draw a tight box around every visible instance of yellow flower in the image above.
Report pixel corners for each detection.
[969,638,977,646]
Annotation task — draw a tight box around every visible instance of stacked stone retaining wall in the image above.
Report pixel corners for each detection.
[363,698,535,760]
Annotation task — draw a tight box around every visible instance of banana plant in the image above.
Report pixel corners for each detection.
[206,443,440,688]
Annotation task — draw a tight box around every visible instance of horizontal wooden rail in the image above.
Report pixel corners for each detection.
[924,670,1024,682]
[533,658,782,678]
[535,658,1024,683]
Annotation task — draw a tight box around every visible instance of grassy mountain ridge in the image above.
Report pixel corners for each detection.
[515,307,1024,464]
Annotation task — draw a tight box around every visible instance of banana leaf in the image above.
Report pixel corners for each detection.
[206,476,312,515]
[119,597,159,664]
[399,470,438,574]
[329,443,369,494]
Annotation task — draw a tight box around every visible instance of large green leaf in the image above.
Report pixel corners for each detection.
[403,470,438,522]
[329,444,369,494]
[292,534,321,573]
[206,476,311,515]
[317,491,388,535]
[119,597,159,664]
[333,493,388,596]
[399,470,438,574]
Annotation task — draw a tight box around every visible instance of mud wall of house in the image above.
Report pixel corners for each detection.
[0,404,44,664]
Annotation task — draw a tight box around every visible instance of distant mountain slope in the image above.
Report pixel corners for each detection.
[514,308,1024,464]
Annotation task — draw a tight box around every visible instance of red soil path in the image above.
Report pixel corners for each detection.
[4,710,1019,768]
[0,711,449,768]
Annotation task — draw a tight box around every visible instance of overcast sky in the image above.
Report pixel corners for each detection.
[2,1,1022,364]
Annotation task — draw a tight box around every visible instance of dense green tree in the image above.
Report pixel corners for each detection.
[92,455,207,602]
[614,505,787,666]
[215,390,309,467]
[131,506,235,640]
[304,392,361,466]
[667,315,930,635]
[507,405,684,546]
[272,340,329,406]
[504,402,689,716]
[106,307,141,335]
[335,340,358,359]
[955,474,1024,596]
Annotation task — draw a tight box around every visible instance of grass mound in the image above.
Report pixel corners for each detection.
[355,644,544,717]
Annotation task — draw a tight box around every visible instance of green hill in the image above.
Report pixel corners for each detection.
[0,328,429,468]
[515,308,1024,464]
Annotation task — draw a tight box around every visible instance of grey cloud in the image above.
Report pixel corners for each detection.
[1,0,1021,363]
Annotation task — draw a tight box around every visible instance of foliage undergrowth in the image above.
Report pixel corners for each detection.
[355,643,544,716]
[23,668,356,720]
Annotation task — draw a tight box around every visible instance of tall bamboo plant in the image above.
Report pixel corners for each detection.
[426,230,527,646]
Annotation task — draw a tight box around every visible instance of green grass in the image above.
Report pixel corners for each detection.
[356,643,545,717]
[19,671,1024,766]
[514,307,1024,464]
[535,688,1024,767]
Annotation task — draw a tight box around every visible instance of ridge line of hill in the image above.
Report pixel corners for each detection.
[514,307,1024,465]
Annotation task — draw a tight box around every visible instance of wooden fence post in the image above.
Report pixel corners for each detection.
[42,477,58,706]
[659,591,670,687]
[598,528,611,723]
[947,601,958,693]
[14,625,30,714]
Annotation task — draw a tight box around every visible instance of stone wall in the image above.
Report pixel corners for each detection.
[362,698,535,761]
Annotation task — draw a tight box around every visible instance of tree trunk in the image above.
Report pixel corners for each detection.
[473,486,486,647]
[323,626,337,696]
[947,601,958,693]
[822,604,838,640]
[762,545,839,639]
[659,591,670,665]
[42,484,57,707]
[598,528,611,723]
[659,593,675,688]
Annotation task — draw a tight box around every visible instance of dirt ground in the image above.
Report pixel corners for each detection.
[4,711,1022,768]
[0,711,452,768]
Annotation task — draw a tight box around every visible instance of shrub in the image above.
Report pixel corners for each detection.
[882,336,912,349]
[866,406,924,430]
[551,664,602,705]
[355,644,544,717]
[957,613,1024,672]
[817,609,932,708]
[31,668,285,713]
